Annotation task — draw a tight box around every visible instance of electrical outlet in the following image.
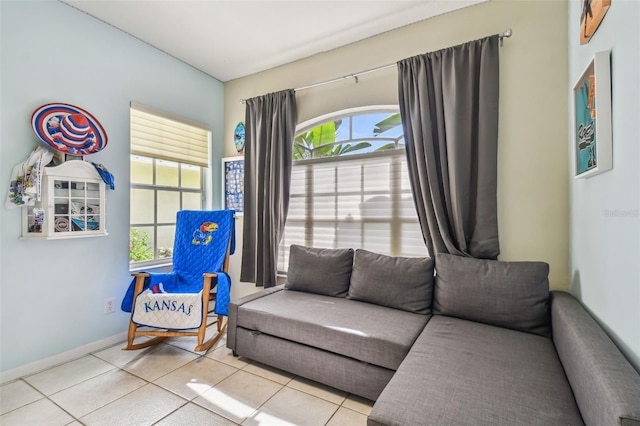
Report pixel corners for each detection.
[104,297,115,314]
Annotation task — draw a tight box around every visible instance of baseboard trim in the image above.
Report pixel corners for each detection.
[1,332,128,384]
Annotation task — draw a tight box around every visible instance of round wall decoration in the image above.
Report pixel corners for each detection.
[234,122,245,154]
[31,103,108,156]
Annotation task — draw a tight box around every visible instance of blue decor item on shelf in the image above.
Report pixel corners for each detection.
[92,162,115,190]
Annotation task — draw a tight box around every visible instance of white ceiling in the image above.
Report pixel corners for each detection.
[63,0,486,82]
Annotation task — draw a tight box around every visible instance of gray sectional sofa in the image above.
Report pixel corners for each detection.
[227,245,640,425]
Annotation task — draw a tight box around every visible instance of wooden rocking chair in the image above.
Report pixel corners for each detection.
[122,210,235,352]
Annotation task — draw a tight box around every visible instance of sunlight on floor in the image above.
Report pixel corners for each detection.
[186,380,211,394]
[248,411,298,426]
[199,386,256,420]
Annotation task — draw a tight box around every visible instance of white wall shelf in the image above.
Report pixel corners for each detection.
[22,160,108,239]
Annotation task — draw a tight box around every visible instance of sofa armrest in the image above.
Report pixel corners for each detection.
[551,291,640,426]
[226,285,285,351]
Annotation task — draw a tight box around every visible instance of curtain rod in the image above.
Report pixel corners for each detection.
[240,29,512,104]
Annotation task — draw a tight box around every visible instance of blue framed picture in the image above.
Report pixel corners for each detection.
[222,156,244,214]
[573,50,612,178]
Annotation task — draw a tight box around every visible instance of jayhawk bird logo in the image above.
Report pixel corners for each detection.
[192,222,218,245]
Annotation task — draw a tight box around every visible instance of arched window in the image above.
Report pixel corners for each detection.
[292,108,403,160]
[278,107,427,272]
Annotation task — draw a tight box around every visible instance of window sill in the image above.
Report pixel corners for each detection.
[129,261,173,273]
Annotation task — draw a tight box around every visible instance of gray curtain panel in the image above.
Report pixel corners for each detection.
[241,89,297,287]
[398,35,500,259]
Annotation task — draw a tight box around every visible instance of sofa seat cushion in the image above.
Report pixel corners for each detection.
[236,288,430,370]
[369,315,583,426]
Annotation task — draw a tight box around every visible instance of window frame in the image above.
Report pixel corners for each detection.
[284,149,412,248]
[130,156,207,270]
[278,106,425,274]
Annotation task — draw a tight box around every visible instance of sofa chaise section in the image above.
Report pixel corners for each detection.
[370,255,640,425]
[369,290,640,426]
[368,314,583,426]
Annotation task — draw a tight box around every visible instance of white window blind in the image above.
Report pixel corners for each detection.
[130,103,210,168]
[277,150,427,272]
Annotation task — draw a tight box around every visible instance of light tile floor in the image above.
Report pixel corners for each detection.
[0,333,373,425]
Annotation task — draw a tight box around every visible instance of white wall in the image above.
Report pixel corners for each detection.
[0,0,224,375]
[568,0,640,370]
[224,0,570,300]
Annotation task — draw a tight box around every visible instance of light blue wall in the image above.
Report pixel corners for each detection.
[568,0,640,370]
[0,0,223,373]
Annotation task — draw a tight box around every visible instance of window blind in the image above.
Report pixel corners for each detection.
[130,103,211,168]
[277,150,428,272]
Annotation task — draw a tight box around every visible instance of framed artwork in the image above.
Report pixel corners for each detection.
[573,50,612,179]
[222,156,244,214]
[580,0,611,45]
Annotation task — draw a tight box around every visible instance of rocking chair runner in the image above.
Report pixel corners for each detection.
[121,210,235,352]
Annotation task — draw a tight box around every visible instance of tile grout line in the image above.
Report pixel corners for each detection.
[0,380,46,418]
[188,368,246,424]
[148,399,191,426]
[70,370,155,423]
[77,343,203,422]
[5,369,125,424]
[239,380,287,425]
[323,405,341,426]
[237,361,355,406]
[1,383,82,426]
[24,355,118,398]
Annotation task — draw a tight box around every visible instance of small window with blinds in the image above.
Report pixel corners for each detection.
[277,108,427,273]
[129,103,211,268]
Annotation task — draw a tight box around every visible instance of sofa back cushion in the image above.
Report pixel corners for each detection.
[285,245,354,297]
[348,249,435,314]
[434,253,551,336]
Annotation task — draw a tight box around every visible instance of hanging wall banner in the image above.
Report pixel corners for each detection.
[222,156,244,214]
